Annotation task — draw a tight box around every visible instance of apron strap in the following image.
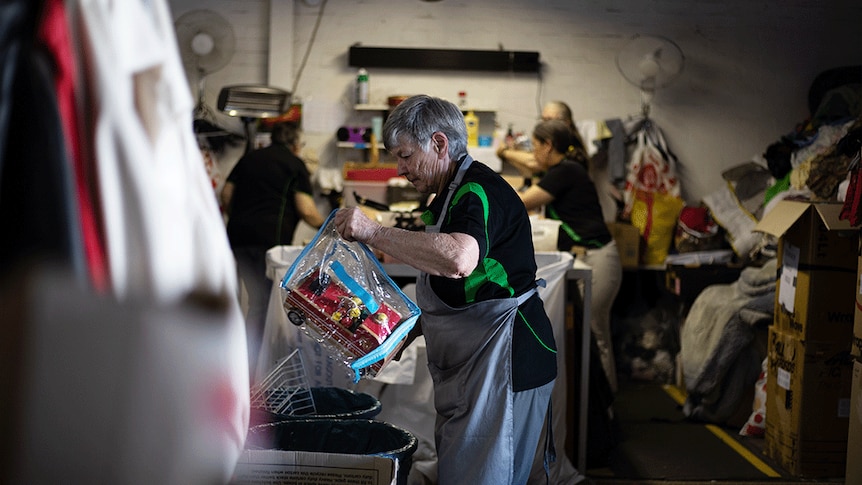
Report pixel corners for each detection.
[515,286,538,306]
[428,155,473,233]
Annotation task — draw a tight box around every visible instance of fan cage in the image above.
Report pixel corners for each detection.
[616,34,685,91]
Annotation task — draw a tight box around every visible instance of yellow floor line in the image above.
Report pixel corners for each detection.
[705,425,782,477]
[661,385,782,478]
[662,384,686,406]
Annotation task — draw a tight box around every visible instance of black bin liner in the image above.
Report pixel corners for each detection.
[251,387,381,427]
[247,419,418,485]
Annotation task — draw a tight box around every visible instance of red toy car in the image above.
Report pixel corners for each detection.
[284,269,404,376]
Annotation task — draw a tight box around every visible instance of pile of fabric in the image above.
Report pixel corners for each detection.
[680,258,777,424]
[702,65,861,264]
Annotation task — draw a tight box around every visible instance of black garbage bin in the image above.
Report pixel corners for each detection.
[251,386,381,427]
[247,419,418,485]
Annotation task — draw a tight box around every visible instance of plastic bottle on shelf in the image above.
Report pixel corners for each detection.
[458,91,468,110]
[355,68,369,105]
[464,110,479,147]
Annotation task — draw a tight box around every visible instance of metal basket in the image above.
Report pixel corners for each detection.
[250,349,316,416]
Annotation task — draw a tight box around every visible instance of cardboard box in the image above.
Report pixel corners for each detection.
[764,325,853,477]
[754,200,858,342]
[608,222,640,270]
[846,360,862,483]
[232,450,397,485]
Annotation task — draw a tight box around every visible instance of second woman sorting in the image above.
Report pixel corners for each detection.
[518,119,623,392]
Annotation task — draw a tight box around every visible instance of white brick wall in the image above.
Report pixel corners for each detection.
[169,0,862,205]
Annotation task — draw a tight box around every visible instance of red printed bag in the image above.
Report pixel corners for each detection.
[622,125,681,218]
[623,123,683,265]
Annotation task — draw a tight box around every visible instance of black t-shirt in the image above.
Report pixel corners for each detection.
[226,143,314,248]
[423,157,557,391]
[538,159,612,251]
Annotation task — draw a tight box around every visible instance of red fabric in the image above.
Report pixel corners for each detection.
[840,166,862,226]
[38,0,110,292]
[344,167,400,181]
[678,206,714,233]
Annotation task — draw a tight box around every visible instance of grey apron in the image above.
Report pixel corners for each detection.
[416,156,538,484]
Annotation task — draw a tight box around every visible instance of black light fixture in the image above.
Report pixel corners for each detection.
[217,84,290,153]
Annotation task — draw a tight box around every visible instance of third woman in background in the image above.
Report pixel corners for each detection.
[519,119,623,393]
[496,100,586,187]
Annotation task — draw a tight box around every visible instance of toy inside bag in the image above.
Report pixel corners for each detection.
[280,211,420,382]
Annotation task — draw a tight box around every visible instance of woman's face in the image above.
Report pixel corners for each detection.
[391,134,449,194]
[531,136,552,169]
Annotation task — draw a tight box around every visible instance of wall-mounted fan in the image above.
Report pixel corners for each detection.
[175,9,237,124]
[616,34,685,117]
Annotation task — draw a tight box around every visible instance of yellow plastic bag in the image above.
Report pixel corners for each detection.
[630,189,684,265]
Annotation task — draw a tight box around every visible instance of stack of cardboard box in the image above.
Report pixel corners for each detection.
[846,237,862,483]
[754,200,857,478]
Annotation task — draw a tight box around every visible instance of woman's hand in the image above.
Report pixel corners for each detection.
[333,207,381,243]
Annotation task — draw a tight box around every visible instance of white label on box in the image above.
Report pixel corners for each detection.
[778,242,800,313]
[233,450,396,485]
[777,367,791,390]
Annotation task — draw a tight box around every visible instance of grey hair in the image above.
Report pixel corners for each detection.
[382,95,468,160]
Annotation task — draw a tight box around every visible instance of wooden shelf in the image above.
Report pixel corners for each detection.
[337,141,374,149]
[353,104,389,111]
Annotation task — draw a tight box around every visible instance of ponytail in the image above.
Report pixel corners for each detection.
[565,144,590,169]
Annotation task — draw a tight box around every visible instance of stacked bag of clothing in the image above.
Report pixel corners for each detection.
[680,65,861,431]
[703,65,862,264]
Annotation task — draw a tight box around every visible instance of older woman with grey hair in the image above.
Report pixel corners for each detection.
[334,95,557,485]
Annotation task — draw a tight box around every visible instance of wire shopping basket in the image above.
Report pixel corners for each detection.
[250,349,316,416]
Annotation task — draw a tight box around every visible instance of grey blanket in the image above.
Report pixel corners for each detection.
[680,258,777,423]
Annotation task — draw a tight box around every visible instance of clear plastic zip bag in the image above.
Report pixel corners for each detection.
[280,210,420,382]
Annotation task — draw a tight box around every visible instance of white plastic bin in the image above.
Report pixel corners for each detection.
[530,216,562,252]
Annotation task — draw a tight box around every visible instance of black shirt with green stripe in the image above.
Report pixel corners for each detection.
[538,159,612,251]
[422,157,557,391]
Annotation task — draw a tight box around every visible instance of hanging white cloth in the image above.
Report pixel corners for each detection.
[66,0,249,482]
